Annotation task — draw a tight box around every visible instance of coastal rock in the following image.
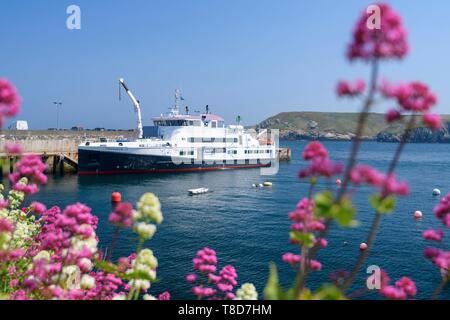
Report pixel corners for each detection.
[257,112,450,143]
[376,123,450,143]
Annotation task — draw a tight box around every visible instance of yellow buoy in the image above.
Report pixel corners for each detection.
[263,182,273,187]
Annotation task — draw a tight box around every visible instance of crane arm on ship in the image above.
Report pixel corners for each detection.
[119,78,143,139]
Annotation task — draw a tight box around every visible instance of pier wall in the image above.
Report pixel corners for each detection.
[0,130,134,175]
[277,148,291,161]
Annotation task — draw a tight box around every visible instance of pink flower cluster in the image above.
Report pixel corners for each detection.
[347,3,408,61]
[381,81,437,113]
[0,200,9,210]
[187,248,238,300]
[302,141,328,160]
[329,269,349,286]
[380,80,441,130]
[350,165,409,197]
[4,142,22,155]
[30,202,47,214]
[384,109,402,123]
[9,154,47,195]
[433,193,450,227]
[82,272,123,300]
[423,198,450,276]
[350,165,384,186]
[158,291,171,300]
[424,248,450,273]
[299,142,343,179]
[422,113,442,130]
[7,203,138,300]
[289,198,326,237]
[283,198,325,272]
[381,174,410,197]
[0,217,14,233]
[108,202,133,228]
[193,247,217,274]
[379,272,417,300]
[282,253,322,271]
[336,79,365,97]
[422,229,443,242]
[0,79,21,128]
[214,265,238,299]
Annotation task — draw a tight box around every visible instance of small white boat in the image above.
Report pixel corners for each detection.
[188,188,209,196]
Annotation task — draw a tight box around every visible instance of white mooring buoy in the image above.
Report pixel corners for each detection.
[432,189,441,196]
[414,210,423,220]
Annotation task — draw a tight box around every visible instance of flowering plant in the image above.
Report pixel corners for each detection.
[263,3,447,300]
[1,2,449,301]
[0,82,170,299]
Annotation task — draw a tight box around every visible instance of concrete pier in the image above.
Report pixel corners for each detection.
[0,130,134,175]
[277,148,291,161]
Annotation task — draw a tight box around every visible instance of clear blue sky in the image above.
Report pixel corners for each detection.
[1,0,449,129]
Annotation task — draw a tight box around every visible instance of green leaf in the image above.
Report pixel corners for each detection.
[264,263,282,300]
[313,284,346,300]
[0,293,9,300]
[314,191,334,219]
[95,260,118,273]
[314,191,356,227]
[333,196,356,227]
[369,194,396,214]
[289,231,315,248]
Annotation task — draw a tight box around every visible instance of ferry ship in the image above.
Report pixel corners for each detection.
[77,79,276,175]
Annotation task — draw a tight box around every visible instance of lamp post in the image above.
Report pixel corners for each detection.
[53,102,62,130]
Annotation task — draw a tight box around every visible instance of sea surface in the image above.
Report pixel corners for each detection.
[18,141,450,299]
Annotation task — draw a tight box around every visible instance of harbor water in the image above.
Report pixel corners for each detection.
[17,141,450,299]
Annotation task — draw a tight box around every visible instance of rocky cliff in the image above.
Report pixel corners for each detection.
[376,122,450,143]
[257,112,450,143]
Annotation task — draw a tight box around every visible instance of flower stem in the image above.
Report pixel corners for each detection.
[106,227,121,261]
[386,116,416,175]
[336,58,379,202]
[296,60,379,294]
[342,116,416,291]
[342,212,382,290]
[431,279,447,300]
[294,246,309,297]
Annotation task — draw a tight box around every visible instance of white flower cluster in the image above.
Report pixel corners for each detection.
[235,283,258,300]
[136,193,163,224]
[60,265,82,290]
[80,274,96,289]
[127,249,158,292]
[133,222,156,240]
[7,179,26,209]
[132,193,163,241]
[0,228,11,251]
[0,183,39,250]
[11,217,39,248]
[33,250,51,262]
[70,232,98,257]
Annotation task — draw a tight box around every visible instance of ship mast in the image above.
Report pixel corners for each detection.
[169,89,181,116]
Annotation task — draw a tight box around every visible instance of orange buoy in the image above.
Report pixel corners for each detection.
[111,192,122,203]
[336,179,342,187]
[359,243,368,251]
[414,210,423,220]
